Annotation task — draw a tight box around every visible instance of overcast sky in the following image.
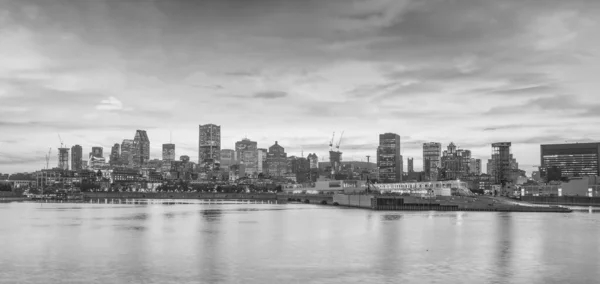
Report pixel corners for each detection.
[2,0,600,174]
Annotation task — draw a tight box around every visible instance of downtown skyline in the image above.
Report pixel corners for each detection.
[3,0,600,173]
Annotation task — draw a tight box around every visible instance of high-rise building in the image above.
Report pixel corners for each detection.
[377,133,402,182]
[198,124,221,168]
[71,145,83,171]
[121,139,134,167]
[90,147,103,159]
[257,148,267,174]
[423,142,442,181]
[489,142,514,185]
[307,153,319,169]
[441,142,472,180]
[236,138,258,176]
[469,158,482,175]
[110,143,120,166]
[132,130,150,168]
[220,149,236,170]
[407,157,414,173]
[540,143,600,178]
[267,141,287,177]
[58,148,69,170]
[162,143,175,161]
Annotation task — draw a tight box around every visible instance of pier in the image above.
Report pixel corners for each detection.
[333,194,572,213]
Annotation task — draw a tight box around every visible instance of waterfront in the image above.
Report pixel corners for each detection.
[1,202,599,284]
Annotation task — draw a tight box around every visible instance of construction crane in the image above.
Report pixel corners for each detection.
[57,133,64,148]
[329,132,335,151]
[335,131,344,152]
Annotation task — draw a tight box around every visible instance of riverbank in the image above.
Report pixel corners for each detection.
[0,197,28,203]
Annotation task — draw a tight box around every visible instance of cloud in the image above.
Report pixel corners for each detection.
[96,96,132,111]
[253,91,288,99]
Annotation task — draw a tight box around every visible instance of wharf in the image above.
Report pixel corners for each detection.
[333,194,572,213]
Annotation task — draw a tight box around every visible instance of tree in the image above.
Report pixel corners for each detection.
[0,183,12,192]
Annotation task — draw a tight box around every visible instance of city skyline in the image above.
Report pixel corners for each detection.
[3,0,600,173]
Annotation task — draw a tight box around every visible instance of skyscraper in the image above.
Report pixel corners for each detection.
[121,139,134,167]
[162,143,175,161]
[258,148,267,174]
[71,145,82,171]
[267,141,287,177]
[132,130,150,168]
[377,133,402,182]
[441,142,472,180]
[488,142,518,185]
[58,147,69,170]
[407,157,414,173]
[236,138,258,176]
[423,142,442,181]
[110,143,120,165]
[90,147,103,159]
[198,124,221,167]
[307,153,319,169]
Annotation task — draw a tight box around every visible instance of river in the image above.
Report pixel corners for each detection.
[1,201,599,284]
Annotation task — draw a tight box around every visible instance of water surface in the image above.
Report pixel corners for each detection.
[1,201,599,284]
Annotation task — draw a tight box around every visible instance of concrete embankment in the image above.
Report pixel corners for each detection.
[522,196,600,207]
[82,192,334,205]
[0,197,28,203]
[333,194,572,213]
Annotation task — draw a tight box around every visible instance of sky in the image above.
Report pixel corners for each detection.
[2,0,600,174]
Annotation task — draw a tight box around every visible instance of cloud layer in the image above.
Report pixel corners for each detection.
[2,0,600,174]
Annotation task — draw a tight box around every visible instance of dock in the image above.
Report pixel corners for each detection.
[333,194,573,213]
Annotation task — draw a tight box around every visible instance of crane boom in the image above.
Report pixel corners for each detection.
[57,133,64,148]
[329,132,335,151]
[336,131,344,151]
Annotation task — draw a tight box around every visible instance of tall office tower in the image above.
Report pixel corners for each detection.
[71,145,83,171]
[132,130,150,168]
[236,138,258,176]
[540,143,600,178]
[490,142,512,186]
[423,142,442,181]
[121,139,134,167]
[407,157,414,173]
[259,148,268,174]
[198,124,221,169]
[377,133,402,183]
[110,143,120,165]
[257,148,268,174]
[58,148,69,170]
[90,147,103,158]
[162,143,175,161]
[267,141,287,177]
[441,143,472,180]
[307,153,319,169]
[469,158,482,175]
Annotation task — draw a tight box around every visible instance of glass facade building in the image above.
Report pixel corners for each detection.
[377,133,402,182]
[540,143,600,178]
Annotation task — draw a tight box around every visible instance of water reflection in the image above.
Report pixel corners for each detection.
[0,202,599,283]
